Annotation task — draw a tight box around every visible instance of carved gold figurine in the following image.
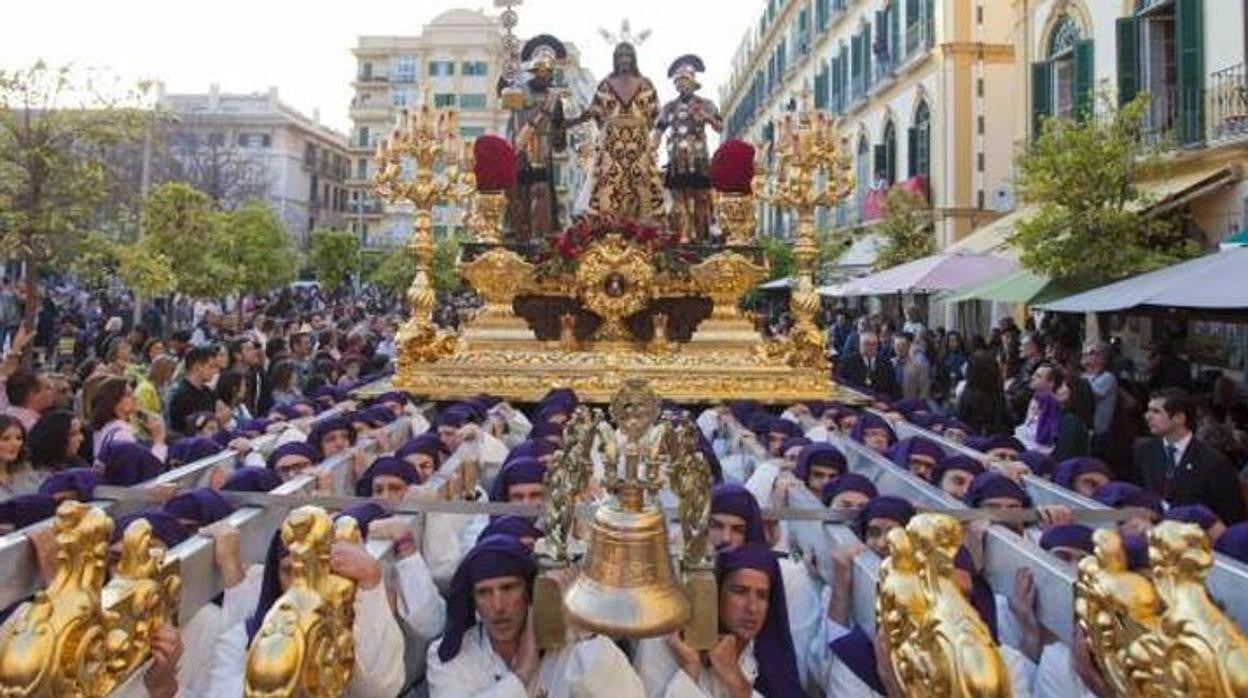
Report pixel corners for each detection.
[101,518,182,683]
[244,506,360,698]
[879,514,1011,697]
[0,502,113,697]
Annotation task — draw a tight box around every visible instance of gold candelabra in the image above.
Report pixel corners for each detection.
[762,95,854,352]
[373,100,474,348]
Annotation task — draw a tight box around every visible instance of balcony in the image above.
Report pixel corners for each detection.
[1210,63,1248,144]
[1140,84,1205,147]
[356,74,389,83]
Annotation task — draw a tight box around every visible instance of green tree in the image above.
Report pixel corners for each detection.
[0,61,150,318]
[431,233,465,293]
[369,247,414,296]
[1014,94,1198,285]
[67,232,122,291]
[308,228,362,291]
[114,243,176,299]
[759,236,795,281]
[138,182,228,297]
[873,188,934,271]
[217,202,298,296]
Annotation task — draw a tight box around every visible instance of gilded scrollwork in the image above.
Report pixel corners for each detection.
[876,514,1011,698]
[461,247,535,321]
[1075,523,1248,698]
[245,506,359,698]
[690,251,766,321]
[575,235,656,341]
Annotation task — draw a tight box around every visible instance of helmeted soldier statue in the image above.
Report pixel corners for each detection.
[655,54,723,242]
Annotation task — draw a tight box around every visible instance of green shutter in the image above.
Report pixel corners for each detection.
[873,144,887,180]
[1176,0,1205,144]
[1032,60,1052,138]
[1116,17,1139,107]
[1074,39,1095,121]
[864,24,873,86]
[907,127,918,177]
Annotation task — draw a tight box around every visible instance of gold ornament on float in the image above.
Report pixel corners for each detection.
[244,507,360,698]
[0,502,181,698]
[574,235,656,342]
[1075,523,1248,698]
[875,513,1011,697]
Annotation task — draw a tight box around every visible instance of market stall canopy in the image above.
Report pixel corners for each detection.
[935,269,1078,306]
[1037,246,1248,313]
[818,251,1016,297]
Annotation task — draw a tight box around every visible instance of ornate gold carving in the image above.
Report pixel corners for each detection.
[575,235,656,341]
[539,407,597,564]
[472,190,508,244]
[461,247,535,321]
[876,513,1011,697]
[245,506,359,698]
[0,502,112,697]
[397,321,460,365]
[0,502,181,697]
[1075,523,1248,698]
[374,102,472,352]
[690,251,766,321]
[101,518,182,682]
[665,416,712,568]
[713,191,757,246]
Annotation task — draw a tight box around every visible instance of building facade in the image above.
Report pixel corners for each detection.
[158,84,351,249]
[1014,0,1247,248]
[347,8,596,248]
[719,0,1018,252]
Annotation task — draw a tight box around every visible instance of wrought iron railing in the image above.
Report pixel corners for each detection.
[1209,63,1248,143]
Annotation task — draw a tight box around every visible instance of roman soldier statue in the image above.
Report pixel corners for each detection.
[507,34,569,240]
[655,54,723,242]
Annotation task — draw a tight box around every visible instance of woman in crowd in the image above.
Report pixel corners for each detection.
[91,376,167,462]
[0,416,39,500]
[956,351,1010,436]
[134,355,178,417]
[28,410,87,472]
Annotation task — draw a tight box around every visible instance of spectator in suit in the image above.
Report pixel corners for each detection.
[1134,388,1246,524]
[836,331,898,398]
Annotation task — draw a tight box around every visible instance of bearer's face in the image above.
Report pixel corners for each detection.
[320,429,351,457]
[807,464,839,494]
[507,482,545,505]
[474,575,528,645]
[864,517,902,557]
[275,455,314,481]
[405,453,436,482]
[940,470,975,501]
[1074,472,1110,498]
[710,513,747,551]
[371,475,408,504]
[437,425,461,451]
[864,428,890,454]
[767,432,786,457]
[831,490,870,510]
[720,568,769,643]
[908,455,936,482]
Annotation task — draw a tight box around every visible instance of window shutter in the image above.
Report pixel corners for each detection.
[864,24,873,86]
[873,144,887,180]
[1073,39,1095,121]
[1116,16,1139,107]
[907,126,918,177]
[1176,0,1205,144]
[1032,61,1052,138]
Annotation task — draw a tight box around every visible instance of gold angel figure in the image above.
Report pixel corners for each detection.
[1145,522,1248,697]
[0,502,113,698]
[875,526,929,694]
[1074,527,1163,697]
[542,406,596,562]
[245,507,358,698]
[101,518,181,684]
[666,415,712,567]
[901,514,1011,698]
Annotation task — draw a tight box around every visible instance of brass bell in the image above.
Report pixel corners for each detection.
[563,496,690,637]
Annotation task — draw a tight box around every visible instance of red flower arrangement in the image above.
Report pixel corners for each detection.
[710,140,756,194]
[473,135,518,192]
[538,215,689,278]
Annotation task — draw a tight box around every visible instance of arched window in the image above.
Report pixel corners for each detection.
[1032,12,1093,135]
[856,135,871,216]
[880,120,897,185]
[1048,15,1082,120]
[909,100,931,179]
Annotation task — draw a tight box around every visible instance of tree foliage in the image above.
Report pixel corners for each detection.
[308,228,362,291]
[1014,94,1199,285]
[0,61,151,316]
[431,233,465,293]
[138,182,228,297]
[216,202,298,295]
[759,236,795,281]
[369,247,415,296]
[873,188,934,271]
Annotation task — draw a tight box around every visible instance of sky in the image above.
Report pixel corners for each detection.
[0,0,766,134]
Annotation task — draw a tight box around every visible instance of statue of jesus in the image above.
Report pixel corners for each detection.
[567,41,666,223]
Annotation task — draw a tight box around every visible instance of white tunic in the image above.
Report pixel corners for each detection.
[1033,642,1097,698]
[427,625,644,698]
[634,636,763,698]
[204,584,405,697]
[176,573,257,697]
[395,551,446,640]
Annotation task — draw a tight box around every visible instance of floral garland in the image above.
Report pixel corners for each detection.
[534,215,699,278]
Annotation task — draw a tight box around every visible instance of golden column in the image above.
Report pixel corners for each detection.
[373,101,472,357]
[763,97,854,360]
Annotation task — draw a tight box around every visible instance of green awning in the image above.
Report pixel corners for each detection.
[1224,228,1248,246]
[936,269,1076,306]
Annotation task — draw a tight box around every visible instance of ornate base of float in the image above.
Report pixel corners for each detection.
[394,327,853,404]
